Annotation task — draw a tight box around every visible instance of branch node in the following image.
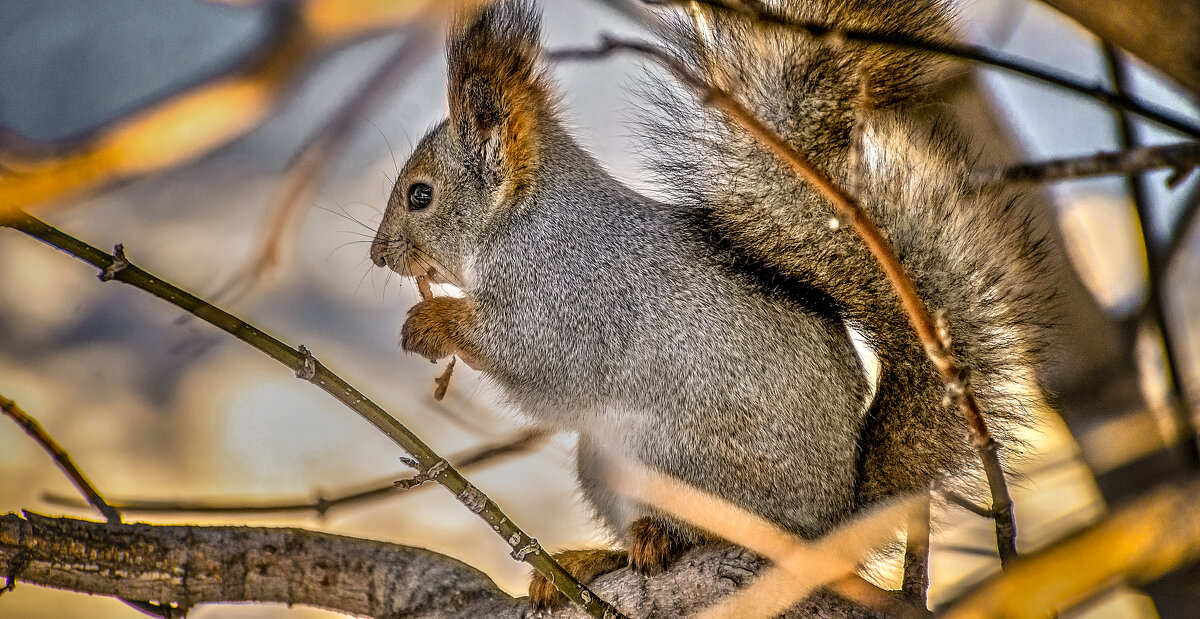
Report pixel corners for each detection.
[458,485,488,513]
[426,458,449,480]
[98,243,129,282]
[942,367,971,409]
[511,539,542,561]
[295,345,317,380]
[1166,164,1197,189]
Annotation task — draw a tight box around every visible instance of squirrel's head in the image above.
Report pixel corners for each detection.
[371,0,555,286]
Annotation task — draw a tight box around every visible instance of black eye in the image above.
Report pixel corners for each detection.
[407,182,433,210]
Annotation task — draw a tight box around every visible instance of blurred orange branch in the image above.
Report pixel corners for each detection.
[0,0,443,214]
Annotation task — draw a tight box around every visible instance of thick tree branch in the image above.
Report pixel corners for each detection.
[0,211,620,619]
[0,512,510,618]
[0,513,887,619]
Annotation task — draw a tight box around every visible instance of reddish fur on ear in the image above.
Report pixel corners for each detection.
[447,0,553,199]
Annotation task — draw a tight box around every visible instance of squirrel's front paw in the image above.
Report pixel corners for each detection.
[401,296,475,362]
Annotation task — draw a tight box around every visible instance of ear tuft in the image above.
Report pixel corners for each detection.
[447,0,553,196]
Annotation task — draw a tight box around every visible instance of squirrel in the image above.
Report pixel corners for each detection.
[370,0,1050,609]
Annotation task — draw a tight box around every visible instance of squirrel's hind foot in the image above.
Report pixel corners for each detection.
[528,548,629,610]
[527,516,699,609]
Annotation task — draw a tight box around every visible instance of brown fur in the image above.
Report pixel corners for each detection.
[528,516,702,609]
[400,296,484,369]
[528,548,628,610]
[447,3,553,201]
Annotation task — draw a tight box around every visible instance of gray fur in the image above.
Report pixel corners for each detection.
[371,0,1050,544]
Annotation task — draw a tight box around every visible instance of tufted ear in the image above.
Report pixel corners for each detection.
[447,0,553,196]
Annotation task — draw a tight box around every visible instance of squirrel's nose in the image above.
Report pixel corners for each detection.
[369,236,389,268]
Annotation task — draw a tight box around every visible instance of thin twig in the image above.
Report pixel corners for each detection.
[656,0,1200,139]
[43,429,550,517]
[902,491,931,608]
[938,488,994,519]
[970,141,1200,187]
[0,211,623,619]
[1166,186,1200,274]
[942,478,1200,619]
[414,274,459,400]
[554,34,1020,569]
[0,395,188,617]
[211,28,439,306]
[0,395,121,524]
[1103,43,1200,467]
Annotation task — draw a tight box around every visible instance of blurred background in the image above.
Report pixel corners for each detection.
[1,0,1198,617]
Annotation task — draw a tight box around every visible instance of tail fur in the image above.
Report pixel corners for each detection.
[640,0,1052,503]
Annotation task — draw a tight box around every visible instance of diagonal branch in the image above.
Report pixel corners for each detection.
[662,0,1200,139]
[553,34,1020,569]
[942,477,1200,618]
[0,395,121,525]
[0,210,622,619]
[0,0,445,212]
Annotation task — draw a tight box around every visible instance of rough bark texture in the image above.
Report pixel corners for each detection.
[1041,0,1200,97]
[0,513,886,618]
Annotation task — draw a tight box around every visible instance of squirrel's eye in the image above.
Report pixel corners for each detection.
[407,183,433,211]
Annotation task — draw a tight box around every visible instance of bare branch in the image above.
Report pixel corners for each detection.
[656,0,1200,139]
[942,478,1200,618]
[0,512,509,617]
[970,141,1200,187]
[0,395,121,525]
[0,512,892,618]
[212,28,439,306]
[0,0,445,212]
[43,429,550,517]
[0,211,621,619]
[1039,0,1200,96]
[553,34,1020,569]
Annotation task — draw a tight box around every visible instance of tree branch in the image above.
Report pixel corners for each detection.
[1039,0,1200,97]
[1,512,510,618]
[0,512,888,618]
[42,429,550,518]
[943,477,1200,618]
[969,141,1200,187]
[0,211,621,619]
[660,0,1200,139]
[0,395,121,525]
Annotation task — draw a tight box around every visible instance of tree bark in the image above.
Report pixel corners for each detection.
[1,512,886,618]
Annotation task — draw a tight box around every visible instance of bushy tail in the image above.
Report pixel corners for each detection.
[641,0,1051,503]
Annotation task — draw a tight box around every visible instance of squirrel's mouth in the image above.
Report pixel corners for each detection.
[405,256,454,286]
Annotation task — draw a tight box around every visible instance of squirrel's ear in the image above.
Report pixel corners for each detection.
[447,0,551,195]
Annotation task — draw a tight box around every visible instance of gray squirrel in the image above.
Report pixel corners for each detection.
[370,0,1049,607]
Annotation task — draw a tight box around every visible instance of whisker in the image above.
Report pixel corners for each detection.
[365,118,401,180]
